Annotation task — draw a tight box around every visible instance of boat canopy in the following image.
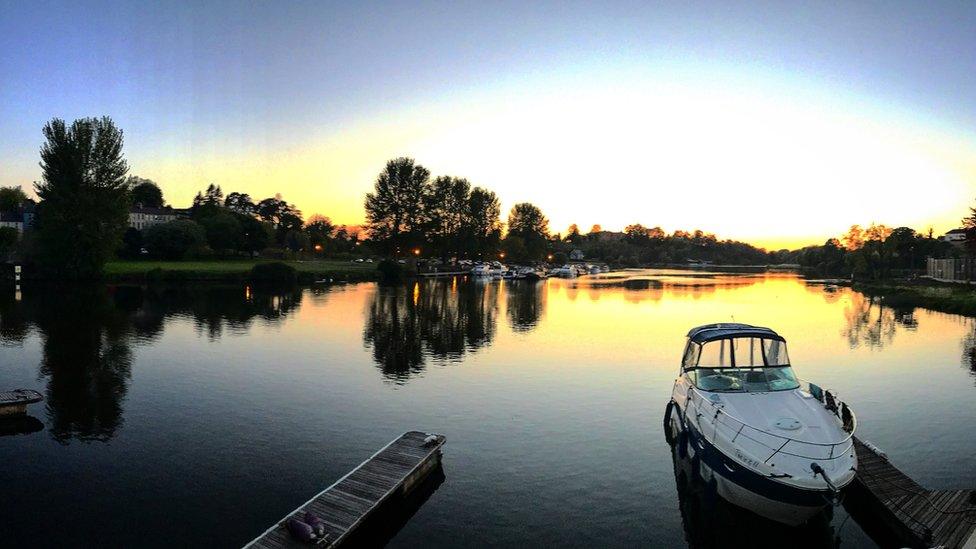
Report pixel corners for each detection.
[686,323,784,344]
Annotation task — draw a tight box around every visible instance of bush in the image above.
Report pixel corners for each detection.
[377,259,403,282]
[144,219,207,260]
[249,261,297,285]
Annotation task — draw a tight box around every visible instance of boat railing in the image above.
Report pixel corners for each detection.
[687,386,856,463]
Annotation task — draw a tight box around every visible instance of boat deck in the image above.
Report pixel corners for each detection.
[853,437,976,548]
[243,431,445,548]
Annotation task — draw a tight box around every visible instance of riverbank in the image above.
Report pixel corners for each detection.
[853,278,976,316]
[103,259,380,283]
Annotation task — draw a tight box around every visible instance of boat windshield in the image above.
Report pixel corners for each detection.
[682,336,800,392]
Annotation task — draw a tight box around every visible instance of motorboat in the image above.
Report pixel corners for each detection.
[665,323,856,526]
[550,265,576,278]
[470,264,491,277]
[588,265,601,275]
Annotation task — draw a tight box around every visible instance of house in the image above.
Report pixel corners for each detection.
[941,228,967,243]
[0,211,23,233]
[129,206,185,230]
[0,200,36,234]
[569,249,585,261]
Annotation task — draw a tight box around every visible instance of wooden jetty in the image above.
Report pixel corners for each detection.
[244,431,446,548]
[850,437,976,548]
[0,389,43,417]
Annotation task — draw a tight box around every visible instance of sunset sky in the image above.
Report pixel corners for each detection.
[2,1,975,250]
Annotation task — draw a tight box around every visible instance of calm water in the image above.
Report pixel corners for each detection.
[1,270,975,548]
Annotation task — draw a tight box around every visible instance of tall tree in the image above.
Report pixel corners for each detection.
[364,157,430,254]
[463,187,501,257]
[425,176,471,258]
[224,192,255,215]
[507,203,549,260]
[256,195,303,236]
[35,117,130,278]
[0,186,28,211]
[127,176,164,208]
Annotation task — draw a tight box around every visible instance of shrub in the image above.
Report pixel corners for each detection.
[250,261,297,285]
[377,259,403,282]
[144,220,207,260]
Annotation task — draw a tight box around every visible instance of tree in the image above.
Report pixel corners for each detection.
[118,227,143,259]
[192,184,223,217]
[305,214,335,251]
[0,186,27,211]
[256,195,303,233]
[507,203,549,260]
[34,117,130,278]
[463,187,501,257]
[198,210,243,254]
[424,176,471,258]
[0,226,18,258]
[565,224,582,244]
[364,157,430,254]
[127,176,164,208]
[841,225,864,251]
[239,215,273,256]
[143,219,206,259]
[225,192,255,215]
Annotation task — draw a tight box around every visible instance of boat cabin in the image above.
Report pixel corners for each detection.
[681,323,800,393]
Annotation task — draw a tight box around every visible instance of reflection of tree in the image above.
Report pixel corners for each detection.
[506,281,545,332]
[6,283,305,443]
[841,292,918,349]
[960,324,976,382]
[363,278,502,383]
[28,286,132,443]
[0,289,29,345]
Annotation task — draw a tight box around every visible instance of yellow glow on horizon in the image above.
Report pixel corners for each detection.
[126,74,976,250]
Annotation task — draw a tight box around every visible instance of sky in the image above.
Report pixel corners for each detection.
[1,1,975,250]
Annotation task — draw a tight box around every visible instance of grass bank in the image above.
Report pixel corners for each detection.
[854,279,976,316]
[104,259,379,283]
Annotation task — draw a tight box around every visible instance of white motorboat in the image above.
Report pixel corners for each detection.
[665,323,856,526]
[550,265,576,278]
[470,264,491,277]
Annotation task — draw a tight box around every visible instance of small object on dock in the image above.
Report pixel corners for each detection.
[244,430,446,548]
[0,389,43,417]
[851,436,976,548]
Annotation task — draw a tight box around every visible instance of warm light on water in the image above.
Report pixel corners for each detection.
[1,271,974,547]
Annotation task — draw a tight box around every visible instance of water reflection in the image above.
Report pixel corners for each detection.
[841,292,918,349]
[0,284,306,443]
[364,278,545,382]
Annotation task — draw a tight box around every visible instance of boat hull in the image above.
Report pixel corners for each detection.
[680,416,834,525]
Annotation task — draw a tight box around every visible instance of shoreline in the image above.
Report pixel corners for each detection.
[101,259,380,283]
[852,278,976,317]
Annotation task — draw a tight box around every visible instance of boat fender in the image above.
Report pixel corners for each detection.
[808,383,824,402]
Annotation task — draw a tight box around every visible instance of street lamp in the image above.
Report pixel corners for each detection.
[413,248,421,256]
[499,252,506,259]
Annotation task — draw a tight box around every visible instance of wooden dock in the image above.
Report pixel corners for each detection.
[244,431,446,548]
[850,437,976,548]
[0,389,43,417]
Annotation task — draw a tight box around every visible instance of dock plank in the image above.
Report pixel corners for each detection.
[853,437,976,548]
[243,431,445,548]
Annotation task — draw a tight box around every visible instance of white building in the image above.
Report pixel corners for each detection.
[129,207,184,230]
[942,228,967,243]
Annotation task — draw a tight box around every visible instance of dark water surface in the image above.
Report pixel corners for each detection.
[1,271,975,547]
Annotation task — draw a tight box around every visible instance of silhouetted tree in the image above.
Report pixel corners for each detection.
[127,176,164,208]
[0,185,28,211]
[506,202,549,260]
[34,117,130,278]
[224,192,256,215]
[365,157,430,254]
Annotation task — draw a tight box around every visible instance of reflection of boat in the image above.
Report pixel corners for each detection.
[0,389,43,417]
[669,426,837,547]
[666,323,857,526]
[0,415,44,437]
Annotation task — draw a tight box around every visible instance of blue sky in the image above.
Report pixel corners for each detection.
[2,1,975,247]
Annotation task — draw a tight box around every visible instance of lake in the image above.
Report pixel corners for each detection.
[1,270,974,547]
